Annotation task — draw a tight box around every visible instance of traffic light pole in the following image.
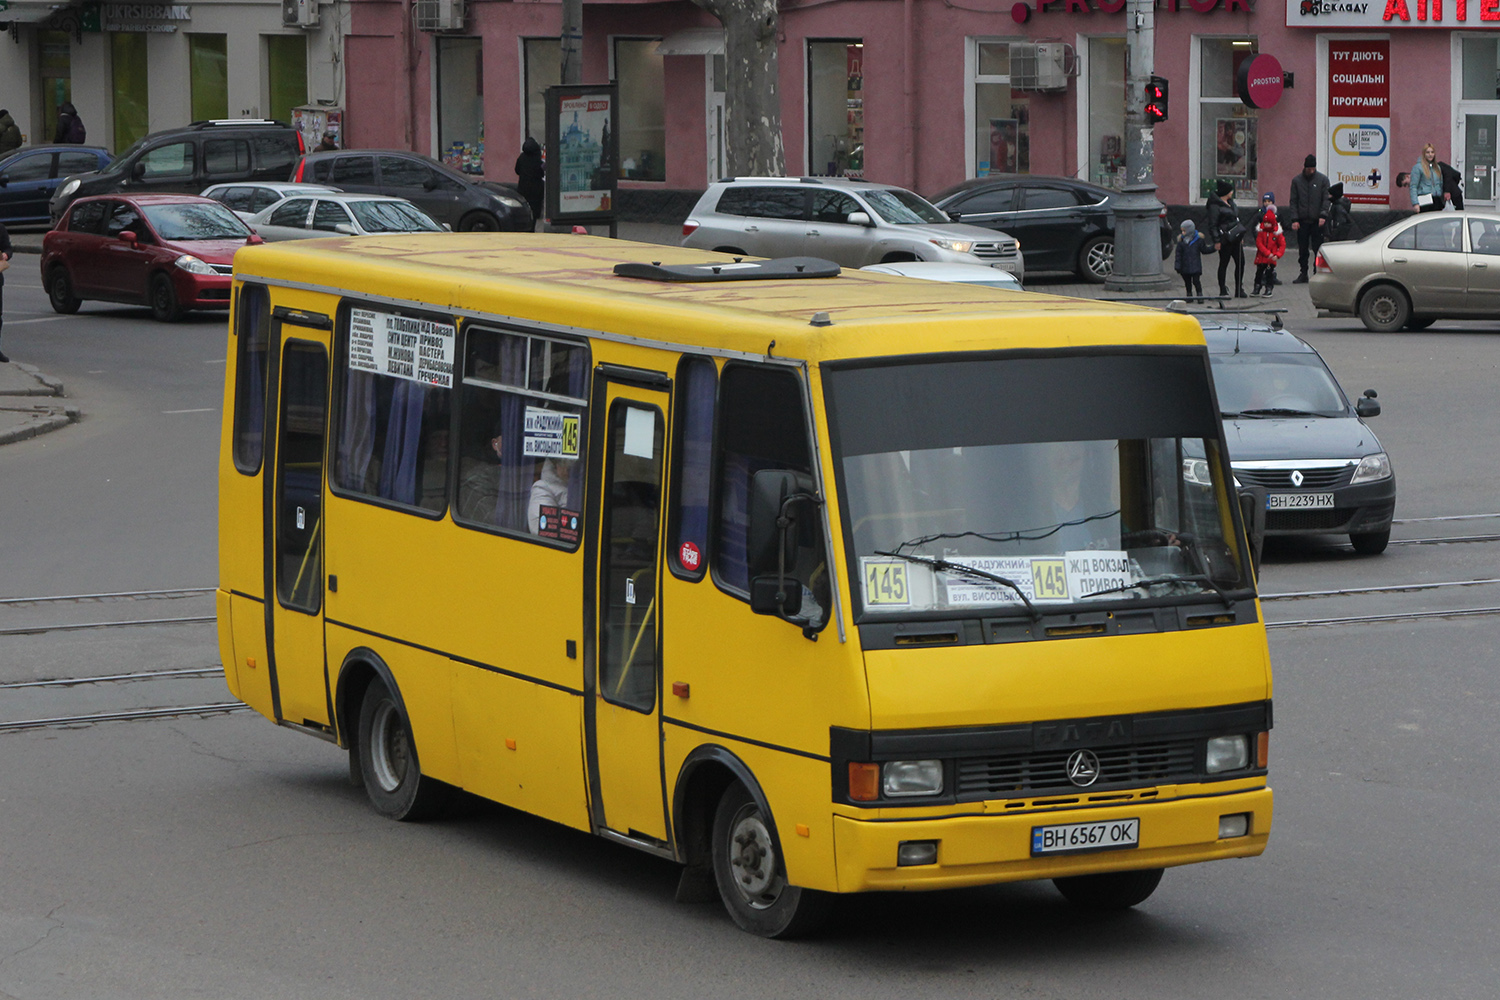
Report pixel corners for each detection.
[1105,0,1172,291]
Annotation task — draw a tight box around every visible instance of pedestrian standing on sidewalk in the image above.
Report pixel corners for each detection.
[0,110,21,154]
[514,136,545,232]
[1408,144,1446,213]
[1439,159,1464,210]
[1289,154,1330,283]
[1253,206,1285,297]
[1207,179,1247,298]
[1174,219,1212,303]
[0,220,12,363]
[53,102,85,144]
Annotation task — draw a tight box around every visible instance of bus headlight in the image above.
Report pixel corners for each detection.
[883,760,944,797]
[1350,452,1392,484]
[1205,735,1249,774]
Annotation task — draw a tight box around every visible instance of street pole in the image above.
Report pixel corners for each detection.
[1105,0,1171,291]
[561,0,582,85]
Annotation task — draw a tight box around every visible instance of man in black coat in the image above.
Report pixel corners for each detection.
[1440,161,1465,210]
[514,137,545,232]
[1289,154,1330,283]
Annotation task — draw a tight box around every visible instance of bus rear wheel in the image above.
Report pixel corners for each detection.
[1053,867,1164,910]
[710,783,831,938]
[356,679,450,821]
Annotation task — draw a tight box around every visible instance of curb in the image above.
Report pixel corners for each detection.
[0,363,77,445]
[0,363,64,398]
[0,406,79,445]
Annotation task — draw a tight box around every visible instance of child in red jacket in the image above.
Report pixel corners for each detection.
[1253,207,1286,297]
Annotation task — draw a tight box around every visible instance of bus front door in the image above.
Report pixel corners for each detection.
[265,334,332,730]
[588,379,670,844]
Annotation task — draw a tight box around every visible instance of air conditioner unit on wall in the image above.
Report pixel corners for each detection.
[1008,41,1076,93]
[281,0,320,28]
[415,0,466,32]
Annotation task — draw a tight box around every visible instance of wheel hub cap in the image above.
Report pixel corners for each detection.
[730,815,776,899]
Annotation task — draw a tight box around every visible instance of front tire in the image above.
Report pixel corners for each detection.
[1053,868,1164,910]
[1350,529,1391,555]
[149,274,181,323]
[459,211,501,232]
[48,268,81,314]
[1357,284,1410,333]
[356,679,451,821]
[711,783,831,938]
[1406,317,1435,331]
[1078,235,1114,283]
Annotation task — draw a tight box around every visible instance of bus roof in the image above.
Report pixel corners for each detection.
[233,234,1206,362]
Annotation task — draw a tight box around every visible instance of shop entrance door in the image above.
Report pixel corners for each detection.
[706,55,725,184]
[1458,103,1500,209]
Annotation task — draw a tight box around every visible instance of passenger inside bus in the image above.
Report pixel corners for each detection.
[528,457,573,534]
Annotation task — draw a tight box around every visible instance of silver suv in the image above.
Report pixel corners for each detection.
[681,176,1024,278]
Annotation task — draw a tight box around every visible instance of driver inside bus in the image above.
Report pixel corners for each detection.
[1045,440,1120,552]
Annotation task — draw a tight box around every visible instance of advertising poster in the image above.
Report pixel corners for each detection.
[545,84,618,223]
[1326,39,1390,206]
[989,118,1019,174]
[1216,118,1251,177]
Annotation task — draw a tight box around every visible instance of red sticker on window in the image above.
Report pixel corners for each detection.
[679,541,702,571]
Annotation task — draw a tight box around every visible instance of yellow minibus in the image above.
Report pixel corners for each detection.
[217,235,1272,938]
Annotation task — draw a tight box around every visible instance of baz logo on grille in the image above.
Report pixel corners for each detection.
[1066,749,1102,787]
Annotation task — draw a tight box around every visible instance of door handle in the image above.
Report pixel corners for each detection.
[1475,261,1489,268]
[745,225,760,232]
[807,229,820,236]
[1391,257,1407,263]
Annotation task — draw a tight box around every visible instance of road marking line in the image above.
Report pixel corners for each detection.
[5,316,70,326]
[162,407,216,414]
[203,358,226,364]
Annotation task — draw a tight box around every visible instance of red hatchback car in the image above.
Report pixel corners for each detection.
[41,194,262,321]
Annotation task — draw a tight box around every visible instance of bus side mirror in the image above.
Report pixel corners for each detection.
[747,468,816,617]
[1237,486,1266,581]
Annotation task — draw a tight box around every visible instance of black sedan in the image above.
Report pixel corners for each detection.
[929,175,1171,283]
[0,145,112,225]
[1201,315,1395,554]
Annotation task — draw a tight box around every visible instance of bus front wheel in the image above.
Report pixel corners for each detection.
[356,679,450,821]
[710,783,831,938]
[1053,867,1164,910]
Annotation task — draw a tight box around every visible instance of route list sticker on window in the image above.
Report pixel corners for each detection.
[943,552,1133,606]
[523,405,581,459]
[348,307,456,388]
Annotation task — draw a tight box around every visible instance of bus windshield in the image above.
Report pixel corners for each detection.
[825,353,1250,618]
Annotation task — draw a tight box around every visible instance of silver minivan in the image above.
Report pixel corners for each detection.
[681,176,1025,278]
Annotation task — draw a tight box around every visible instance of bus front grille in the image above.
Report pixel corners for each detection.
[955,739,1198,800]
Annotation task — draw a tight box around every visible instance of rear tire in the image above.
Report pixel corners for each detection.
[1078,235,1114,283]
[149,274,181,323]
[356,679,451,821]
[711,783,831,938]
[1405,317,1435,331]
[1350,529,1391,555]
[1053,868,1164,910]
[1357,284,1410,333]
[48,268,81,314]
[459,211,501,232]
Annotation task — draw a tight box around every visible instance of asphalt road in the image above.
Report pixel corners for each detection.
[2,273,1499,998]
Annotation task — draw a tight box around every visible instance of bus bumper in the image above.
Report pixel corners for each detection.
[831,787,1272,892]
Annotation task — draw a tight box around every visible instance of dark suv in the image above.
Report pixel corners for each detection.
[290,149,531,231]
[50,119,303,223]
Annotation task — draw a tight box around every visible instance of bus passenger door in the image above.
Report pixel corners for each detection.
[266,335,332,730]
[587,377,670,844]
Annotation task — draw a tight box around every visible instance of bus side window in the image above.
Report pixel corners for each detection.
[668,356,717,578]
[714,364,828,626]
[454,326,590,545]
[232,283,271,474]
[330,306,452,514]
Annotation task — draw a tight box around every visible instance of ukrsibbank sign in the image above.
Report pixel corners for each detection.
[1327,40,1391,205]
[1289,0,1500,27]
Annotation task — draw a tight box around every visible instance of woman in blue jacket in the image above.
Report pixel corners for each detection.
[1410,143,1447,212]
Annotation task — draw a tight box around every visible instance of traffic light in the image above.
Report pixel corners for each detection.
[1146,76,1169,124]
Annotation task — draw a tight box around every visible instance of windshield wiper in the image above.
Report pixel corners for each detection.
[1234,407,1327,418]
[1078,573,1222,601]
[873,549,1042,622]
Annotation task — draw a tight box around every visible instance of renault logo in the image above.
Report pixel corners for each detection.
[1291,469,1305,487]
[1066,749,1101,787]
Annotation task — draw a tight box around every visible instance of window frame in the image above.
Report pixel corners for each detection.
[231,282,272,475]
[667,354,719,582]
[327,297,458,520]
[449,319,593,552]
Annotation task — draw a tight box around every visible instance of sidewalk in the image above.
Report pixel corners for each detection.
[0,362,78,445]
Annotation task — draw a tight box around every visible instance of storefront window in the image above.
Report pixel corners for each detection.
[1087,37,1125,190]
[613,38,666,181]
[1198,38,1258,200]
[112,33,150,152]
[437,38,484,174]
[971,39,1029,176]
[523,38,560,143]
[808,40,864,178]
[265,34,308,127]
[40,31,71,143]
[1462,38,1500,100]
[189,35,229,123]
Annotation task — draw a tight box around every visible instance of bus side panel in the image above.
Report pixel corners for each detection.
[229,594,274,719]
[451,667,590,832]
[216,589,241,698]
[326,623,461,787]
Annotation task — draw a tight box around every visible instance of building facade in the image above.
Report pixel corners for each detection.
[1,2,344,155]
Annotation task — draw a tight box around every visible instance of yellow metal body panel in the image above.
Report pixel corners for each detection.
[216,235,1273,898]
[832,787,1273,892]
[226,593,272,718]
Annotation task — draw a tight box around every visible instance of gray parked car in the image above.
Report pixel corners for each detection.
[1309,210,1500,331]
[246,193,444,241]
[200,180,341,221]
[681,176,1025,278]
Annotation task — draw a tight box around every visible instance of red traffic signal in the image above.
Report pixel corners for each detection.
[1145,76,1169,124]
